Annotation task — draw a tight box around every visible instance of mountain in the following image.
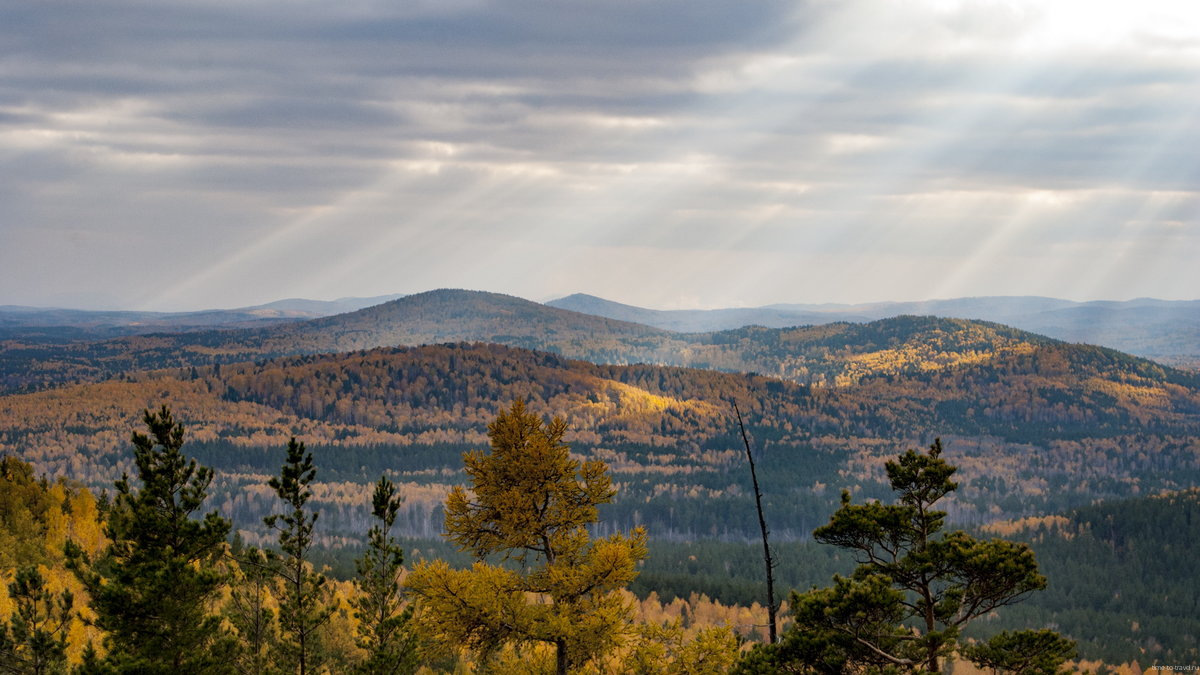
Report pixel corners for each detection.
[0,293,407,339]
[239,293,407,316]
[547,293,853,331]
[550,294,1200,368]
[0,289,1066,393]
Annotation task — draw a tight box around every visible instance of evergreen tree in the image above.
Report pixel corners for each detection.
[0,566,72,675]
[65,405,234,673]
[351,476,417,674]
[265,438,334,675]
[961,629,1077,675]
[406,400,648,675]
[737,440,1071,674]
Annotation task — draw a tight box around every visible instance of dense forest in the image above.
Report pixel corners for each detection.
[2,342,1198,548]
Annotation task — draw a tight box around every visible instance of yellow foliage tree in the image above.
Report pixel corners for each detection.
[406,400,648,675]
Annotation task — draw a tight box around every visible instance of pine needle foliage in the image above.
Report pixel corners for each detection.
[64,405,234,673]
[351,476,418,674]
[223,542,279,675]
[737,439,1071,674]
[264,438,335,675]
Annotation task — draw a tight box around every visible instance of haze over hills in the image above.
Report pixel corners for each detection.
[8,288,1196,370]
[0,293,406,337]
[549,293,1200,369]
[2,289,1070,393]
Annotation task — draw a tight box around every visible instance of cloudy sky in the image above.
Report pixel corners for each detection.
[3,0,1198,310]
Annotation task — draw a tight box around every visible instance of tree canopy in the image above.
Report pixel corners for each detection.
[406,400,648,674]
[65,405,234,673]
[738,439,1072,674]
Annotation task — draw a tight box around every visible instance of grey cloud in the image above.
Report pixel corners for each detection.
[1,0,1198,309]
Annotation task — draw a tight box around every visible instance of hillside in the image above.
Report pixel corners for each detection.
[3,341,1197,544]
[551,293,1200,369]
[1,290,1073,394]
[632,490,1200,666]
[547,293,849,331]
[0,290,673,391]
[0,293,404,338]
[972,489,1200,665]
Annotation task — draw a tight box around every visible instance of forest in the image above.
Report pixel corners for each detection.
[1,342,1198,547]
[3,402,1147,673]
[1,293,1198,671]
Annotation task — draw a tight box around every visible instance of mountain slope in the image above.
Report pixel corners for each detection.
[3,341,1197,543]
[551,293,1200,368]
[976,489,1200,664]
[0,290,1067,394]
[0,293,407,340]
[547,293,849,331]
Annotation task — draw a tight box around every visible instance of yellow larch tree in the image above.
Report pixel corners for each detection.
[406,400,647,675]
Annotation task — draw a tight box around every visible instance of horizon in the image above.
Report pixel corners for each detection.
[4,287,1199,315]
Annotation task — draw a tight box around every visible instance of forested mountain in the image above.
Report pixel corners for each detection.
[2,292,1197,670]
[546,293,852,331]
[0,290,669,391]
[551,293,1200,369]
[3,342,1197,545]
[2,289,1080,394]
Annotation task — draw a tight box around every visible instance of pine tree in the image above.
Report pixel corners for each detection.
[265,438,334,675]
[351,476,418,674]
[737,439,1072,674]
[961,629,1077,675]
[65,405,234,673]
[0,566,73,674]
[406,400,648,675]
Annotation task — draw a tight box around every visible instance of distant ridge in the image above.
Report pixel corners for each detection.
[0,293,408,335]
[547,293,853,331]
[549,293,1200,369]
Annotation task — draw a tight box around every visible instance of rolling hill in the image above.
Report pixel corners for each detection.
[0,289,1066,393]
[3,340,1197,543]
[0,293,405,340]
[549,293,1200,369]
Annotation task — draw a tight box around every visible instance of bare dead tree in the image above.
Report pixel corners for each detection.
[734,400,777,644]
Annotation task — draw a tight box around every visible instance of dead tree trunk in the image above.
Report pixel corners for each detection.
[734,401,777,644]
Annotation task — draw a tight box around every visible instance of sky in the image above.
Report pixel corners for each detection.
[2,0,1199,311]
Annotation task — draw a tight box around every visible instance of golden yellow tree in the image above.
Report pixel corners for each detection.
[406,400,647,675]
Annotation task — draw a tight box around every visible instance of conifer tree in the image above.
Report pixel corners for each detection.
[406,400,648,675]
[65,405,234,673]
[737,440,1072,674]
[265,438,334,675]
[351,476,418,674]
[961,629,1077,675]
[0,566,73,674]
